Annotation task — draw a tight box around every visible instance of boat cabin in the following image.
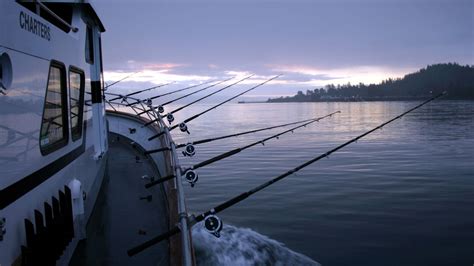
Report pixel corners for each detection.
[0,1,108,264]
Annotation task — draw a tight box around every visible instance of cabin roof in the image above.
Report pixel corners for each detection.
[82,1,105,32]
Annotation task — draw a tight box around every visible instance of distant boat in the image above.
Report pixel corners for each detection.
[238,100,266,104]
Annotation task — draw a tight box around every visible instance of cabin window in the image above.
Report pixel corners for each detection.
[69,67,85,141]
[40,61,68,155]
[85,26,94,64]
[16,2,73,33]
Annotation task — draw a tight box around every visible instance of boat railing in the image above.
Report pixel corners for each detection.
[105,96,194,266]
[20,0,79,32]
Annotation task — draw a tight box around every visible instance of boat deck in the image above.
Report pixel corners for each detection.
[70,135,170,266]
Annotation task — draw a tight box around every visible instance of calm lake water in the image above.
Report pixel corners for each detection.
[167,100,474,265]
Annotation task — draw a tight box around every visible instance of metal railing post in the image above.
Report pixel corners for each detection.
[170,142,192,266]
[155,111,193,266]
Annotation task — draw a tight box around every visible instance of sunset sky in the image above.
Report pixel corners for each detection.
[94,0,473,99]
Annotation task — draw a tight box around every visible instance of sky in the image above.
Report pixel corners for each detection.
[93,0,473,99]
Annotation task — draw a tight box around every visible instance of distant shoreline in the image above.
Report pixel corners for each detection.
[265,64,473,103]
[237,101,268,104]
[266,96,473,103]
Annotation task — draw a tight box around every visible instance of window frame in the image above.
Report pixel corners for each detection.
[39,60,69,155]
[68,66,85,142]
[85,25,94,64]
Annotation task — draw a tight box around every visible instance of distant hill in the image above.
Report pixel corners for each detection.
[268,63,474,102]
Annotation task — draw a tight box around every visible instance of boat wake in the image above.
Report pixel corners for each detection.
[192,223,320,266]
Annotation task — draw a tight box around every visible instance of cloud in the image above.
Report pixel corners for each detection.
[142,63,188,71]
[104,60,418,99]
[267,64,416,86]
[105,69,212,86]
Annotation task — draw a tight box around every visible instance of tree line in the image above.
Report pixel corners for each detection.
[268,63,474,102]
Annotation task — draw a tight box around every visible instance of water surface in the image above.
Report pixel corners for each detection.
[167,100,474,265]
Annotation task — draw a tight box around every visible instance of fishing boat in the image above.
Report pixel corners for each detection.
[0,1,194,265]
[1,1,446,266]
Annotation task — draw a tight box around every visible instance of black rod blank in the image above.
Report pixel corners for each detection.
[144,115,333,155]
[159,78,233,107]
[107,82,173,101]
[141,77,239,127]
[144,174,176,189]
[105,71,140,89]
[129,80,216,109]
[135,78,232,115]
[168,75,253,115]
[190,111,340,170]
[148,75,280,141]
[127,92,445,257]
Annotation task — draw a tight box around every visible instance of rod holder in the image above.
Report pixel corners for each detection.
[0,217,6,241]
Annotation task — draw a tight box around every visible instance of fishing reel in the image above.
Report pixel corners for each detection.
[183,169,198,187]
[182,143,195,157]
[144,98,152,107]
[179,123,190,134]
[166,113,174,124]
[156,105,165,114]
[204,211,223,238]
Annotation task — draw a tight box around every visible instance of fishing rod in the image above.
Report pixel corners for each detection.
[145,111,340,189]
[106,82,174,102]
[104,71,140,89]
[105,92,159,122]
[142,75,253,128]
[126,80,216,108]
[147,75,280,141]
[144,112,340,155]
[156,78,233,109]
[127,92,445,256]
[144,174,176,189]
[133,78,233,115]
